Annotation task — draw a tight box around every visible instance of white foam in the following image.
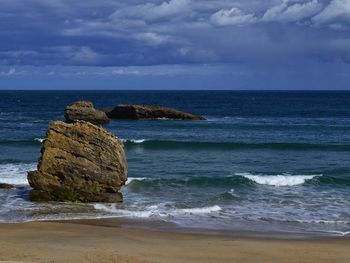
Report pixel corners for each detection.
[206,116,230,122]
[34,138,45,143]
[236,173,321,186]
[121,139,147,144]
[0,163,35,185]
[176,205,222,215]
[125,177,148,185]
[94,204,161,218]
[94,204,222,219]
[325,231,350,237]
[298,219,350,225]
[226,188,240,198]
[156,117,173,120]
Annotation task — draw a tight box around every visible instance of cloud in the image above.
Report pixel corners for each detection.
[210,1,324,27]
[262,0,323,22]
[110,0,191,22]
[210,7,257,26]
[312,0,350,26]
[134,32,173,45]
[0,64,238,78]
[0,68,16,76]
[1,0,350,70]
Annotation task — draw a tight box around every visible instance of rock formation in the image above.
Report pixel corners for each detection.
[106,104,205,120]
[0,183,14,190]
[100,108,112,116]
[28,121,127,202]
[64,101,109,125]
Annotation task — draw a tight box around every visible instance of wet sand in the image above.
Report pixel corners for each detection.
[0,220,349,263]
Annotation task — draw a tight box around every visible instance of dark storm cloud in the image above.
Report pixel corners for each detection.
[1,0,350,67]
[0,0,350,91]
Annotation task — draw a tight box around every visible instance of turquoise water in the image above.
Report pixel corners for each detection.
[0,91,349,236]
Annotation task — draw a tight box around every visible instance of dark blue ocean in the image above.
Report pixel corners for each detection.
[0,91,349,236]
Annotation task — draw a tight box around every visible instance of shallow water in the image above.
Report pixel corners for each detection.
[0,91,349,236]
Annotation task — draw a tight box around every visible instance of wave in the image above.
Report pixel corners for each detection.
[0,138,43,147]
[94,204,222,218]
[125,176,251,189]
[0,163,35,185]
[298,220,350,225]
[1,168,348,190]
[122,139,350,151]
[1,137,350,152]
[126,173,350,189]
[125,177,147,185]
[236,173,320,186]
[258,217,350,225]
[324,231,350,237]
[178,205,222,214]
[125,173,350,189]
[121,139,147,144]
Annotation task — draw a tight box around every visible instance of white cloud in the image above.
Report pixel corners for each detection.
[111,68,142,75]
[110,0,191,21]
[262,0,323,22]
[262,0,288,22]
[210,7,257,26]
[210,1,324,27]
[134,32,172,45]
[312,0,350,25]
[46,46,102,64]
[0,68,16,76]
[72,47,101,64]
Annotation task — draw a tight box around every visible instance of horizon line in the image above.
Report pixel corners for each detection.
[1,89,350,92]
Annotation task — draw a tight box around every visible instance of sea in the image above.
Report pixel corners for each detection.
[0,90,349,237]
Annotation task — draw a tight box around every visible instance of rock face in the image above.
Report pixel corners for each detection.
[64,101,109,125]
[28,121,127,202]
[100,108,112,116]
[0,183,14,190]
[107,104,205,120]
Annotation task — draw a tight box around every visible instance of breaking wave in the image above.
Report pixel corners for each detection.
[124,173,349,189]
[0,163,35,185]
[34,138,45,143]
[121,139,147,144]
[125,177,147,185]
[94,204,222,219]
[236,173,321,186]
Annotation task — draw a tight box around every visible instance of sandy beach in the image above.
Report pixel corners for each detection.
[0,220,349,263]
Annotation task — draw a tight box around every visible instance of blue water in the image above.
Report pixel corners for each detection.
[0,91,349,236]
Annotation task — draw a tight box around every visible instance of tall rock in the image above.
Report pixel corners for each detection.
[28,121,127,202]
[64,101,109,125]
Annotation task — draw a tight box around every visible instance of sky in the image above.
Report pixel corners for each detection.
[0,0,350,90]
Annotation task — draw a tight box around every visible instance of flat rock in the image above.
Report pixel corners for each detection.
[64,101,109,125]
[0,183,14,190]
[28,121,127,202]
[107,104,205,120]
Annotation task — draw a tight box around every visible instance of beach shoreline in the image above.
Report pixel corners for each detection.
[0,219,349,263]
[59,217,350,240]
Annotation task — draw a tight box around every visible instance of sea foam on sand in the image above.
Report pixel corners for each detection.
[94,203,222,218]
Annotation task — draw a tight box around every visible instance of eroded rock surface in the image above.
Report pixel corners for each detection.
[107,104,205,120]
[64,101,109,125]
[28,121,127,202]
[0,183,14,190]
